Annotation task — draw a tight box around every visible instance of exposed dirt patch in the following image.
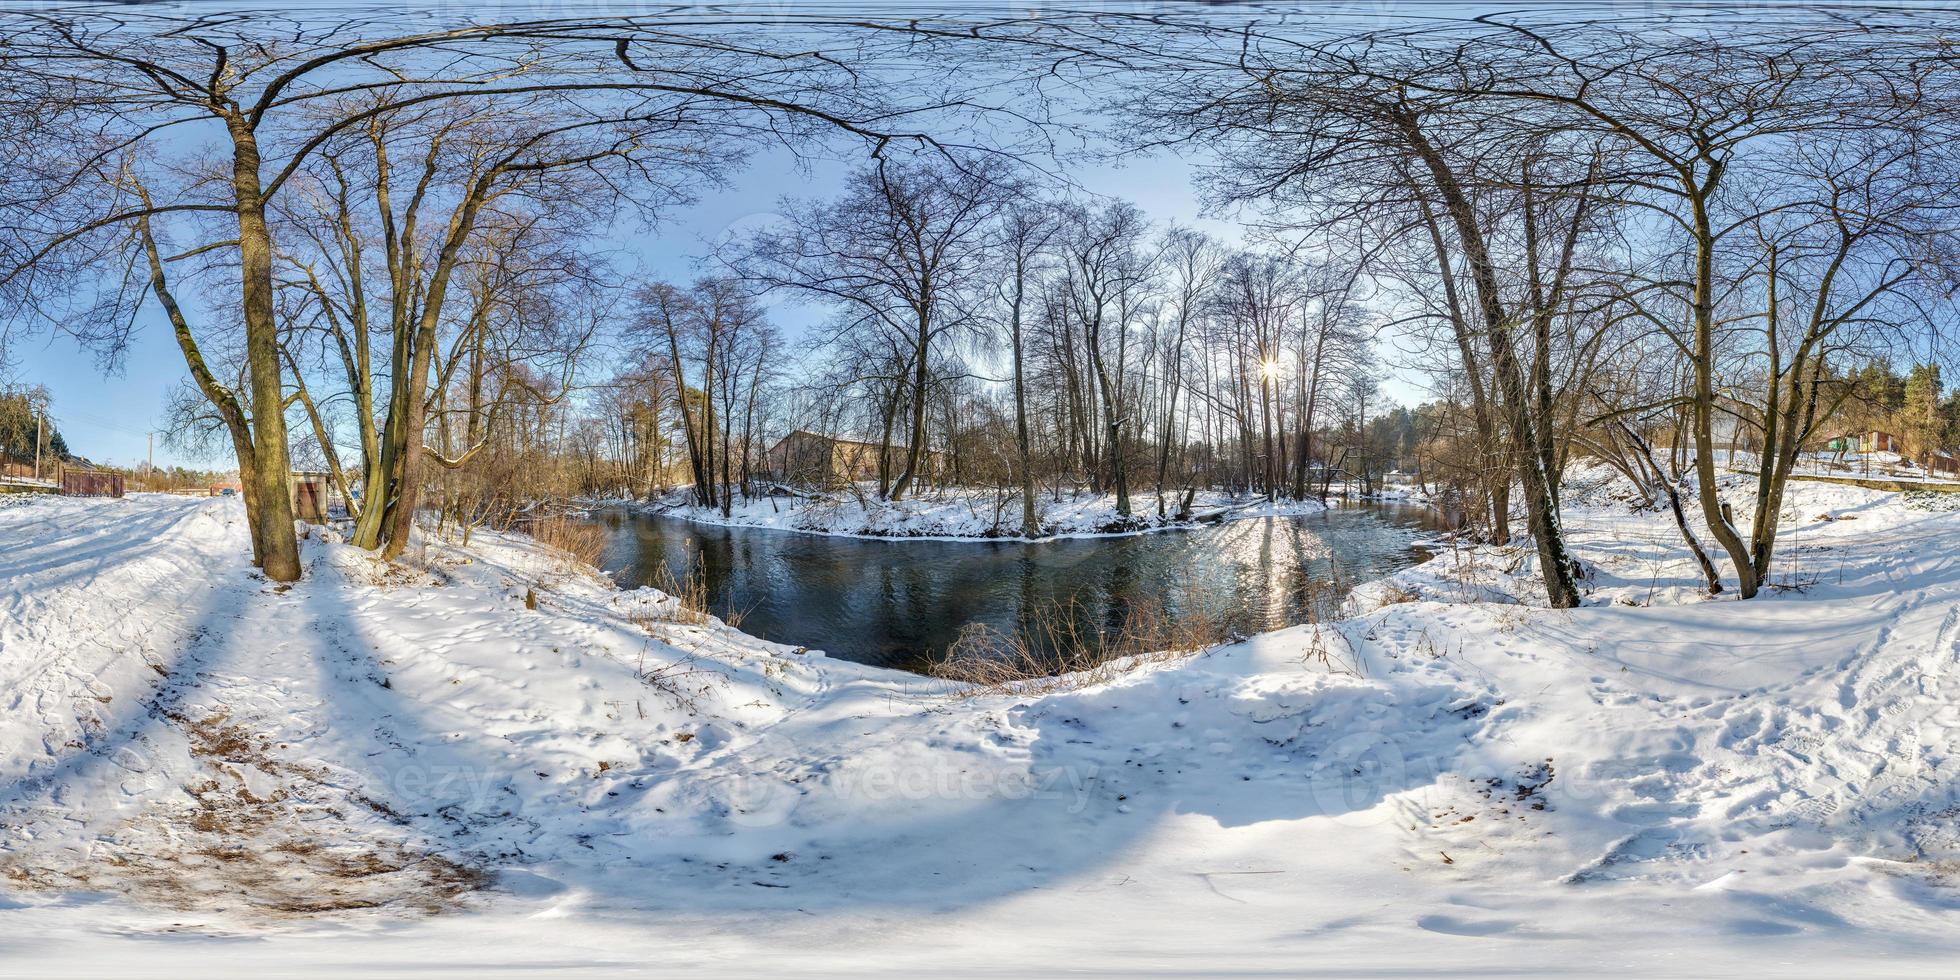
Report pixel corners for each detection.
[0,710,486,921]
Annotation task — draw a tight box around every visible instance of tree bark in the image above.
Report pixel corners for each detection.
[227,119,302,581]
[1686,187,1760,598]
[888,306,933,501]
[1396,108,1581,607]
[1010,257,1040,537]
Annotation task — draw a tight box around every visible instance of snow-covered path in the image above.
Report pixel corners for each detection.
[2,488,1958,976]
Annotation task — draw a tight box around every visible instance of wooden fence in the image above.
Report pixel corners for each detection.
[60,470,124,497]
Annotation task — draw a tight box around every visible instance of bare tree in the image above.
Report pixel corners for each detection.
[991,202,1060,536]
[1056,201,1153,517]
[739,156,1015,501]
[1432,20,1944,596]
[0,8,1013,577]
[1153,226,1222,517]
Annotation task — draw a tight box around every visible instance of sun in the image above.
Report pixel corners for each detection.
[1259,358,1281,382]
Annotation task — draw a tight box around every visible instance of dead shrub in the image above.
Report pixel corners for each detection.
[1374,582,1420,606]
[637,561,745,630]
[928,595,1232,697]
[527,516,604,570]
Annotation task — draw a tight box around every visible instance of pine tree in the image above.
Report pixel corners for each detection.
[1899,363,1946,468]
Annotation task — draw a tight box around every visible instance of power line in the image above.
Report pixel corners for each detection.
[44,409,153,440]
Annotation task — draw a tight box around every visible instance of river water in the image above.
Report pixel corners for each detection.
[581,502,1447,673]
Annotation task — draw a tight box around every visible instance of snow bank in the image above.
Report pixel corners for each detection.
[4,476,1960,975]
[632,485,1328,541]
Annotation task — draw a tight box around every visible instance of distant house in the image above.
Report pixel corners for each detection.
[763,430,945,487]
[764,430,886,486]
[1827,431,1899,455]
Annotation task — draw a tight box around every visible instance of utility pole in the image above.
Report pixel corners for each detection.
[147,431,155,491]
[32,402,43,482]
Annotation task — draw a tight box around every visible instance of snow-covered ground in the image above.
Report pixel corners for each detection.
[1362,481,1435,505]
[1736,448,1960,487]
[633,485,1327,541]
[3,474,1960,976]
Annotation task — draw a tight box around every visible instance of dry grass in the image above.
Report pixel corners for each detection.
[613,566,738,711]
[527,516,605,570]
[650,561,712,625]
[1300,622,1365,674]
[1374,582,1421,606]
[360,552,455,589]
[639,561,746,629]
[928,595,1233,697]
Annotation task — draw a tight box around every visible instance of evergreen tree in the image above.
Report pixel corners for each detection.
[1899,363,1946,467]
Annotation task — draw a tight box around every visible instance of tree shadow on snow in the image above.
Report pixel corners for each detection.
[514,647,1486,918]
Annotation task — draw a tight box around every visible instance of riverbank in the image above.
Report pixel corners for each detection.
[4,473,1960,975]
[622,485,1329,541]
[583,499,1444,671]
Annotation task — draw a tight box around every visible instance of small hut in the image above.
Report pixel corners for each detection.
[291,471,330,523]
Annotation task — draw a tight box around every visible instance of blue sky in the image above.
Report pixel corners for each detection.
[13,0,1522,470]
[16,141,1428,470]
[48,0,1850,468]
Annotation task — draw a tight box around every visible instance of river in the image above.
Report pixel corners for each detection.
[581,501,1447,673]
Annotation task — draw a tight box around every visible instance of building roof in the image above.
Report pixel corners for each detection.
[772,430,886,452]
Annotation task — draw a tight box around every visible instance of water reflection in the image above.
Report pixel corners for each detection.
[583,502,1446,673]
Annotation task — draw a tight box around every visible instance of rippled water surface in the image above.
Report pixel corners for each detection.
[583,502,1447,673]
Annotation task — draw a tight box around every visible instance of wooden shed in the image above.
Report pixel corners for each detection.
[291,471,330,523]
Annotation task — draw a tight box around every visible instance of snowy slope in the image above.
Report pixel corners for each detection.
[2,484,1959,976]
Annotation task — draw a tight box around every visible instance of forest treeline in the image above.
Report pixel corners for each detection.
[2,7,1955,605]
[606,177,1413,535]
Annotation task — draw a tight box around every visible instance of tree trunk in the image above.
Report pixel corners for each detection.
[135,200,267,567]
[227,120,301,581]
[1687,190,1759,598]
[1010,269,1040,537]
[888,310,933,501]
[376,176,500,560]
[1622,420,1722,595]
[1413,183,1510,542]
[663,329,712,507]
[1398,110,1580,607]
[1088,337,1130,517]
